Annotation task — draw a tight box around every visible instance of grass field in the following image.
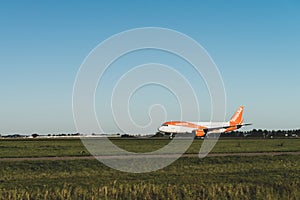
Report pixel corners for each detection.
[1,155,299,199]
[0,138,299,199]
[0,138,299,158]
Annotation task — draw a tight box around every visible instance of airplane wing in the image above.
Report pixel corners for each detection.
[203,123,253,133]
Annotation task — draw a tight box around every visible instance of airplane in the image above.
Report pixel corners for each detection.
[158,106,252,139]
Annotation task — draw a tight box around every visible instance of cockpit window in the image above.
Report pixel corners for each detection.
[162,124,168,126]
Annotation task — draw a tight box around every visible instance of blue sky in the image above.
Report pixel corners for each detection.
[0,1,299,134]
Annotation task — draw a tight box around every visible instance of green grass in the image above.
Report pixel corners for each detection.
[187,138,300,153]
[110,138,300,154]
[0,155,299,199]
[0,139,88,158]
[0,138,299,199]
[0,138,299,158]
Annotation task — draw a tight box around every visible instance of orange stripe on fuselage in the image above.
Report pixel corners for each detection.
[164,121,207,130]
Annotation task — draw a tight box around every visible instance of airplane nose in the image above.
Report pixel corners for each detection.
[158,127,163,132]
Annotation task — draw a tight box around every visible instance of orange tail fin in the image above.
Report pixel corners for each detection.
[230,106,244,125]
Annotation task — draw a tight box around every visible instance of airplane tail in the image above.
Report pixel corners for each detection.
[223,106,245,132]
[229,106,244,125]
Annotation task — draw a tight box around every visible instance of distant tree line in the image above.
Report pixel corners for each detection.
[151,129,300,138]
[1,129,300,138]
[221,129,300,138]
[0,133,81,138]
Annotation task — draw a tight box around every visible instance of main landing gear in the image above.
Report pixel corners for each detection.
[169,133,175,140]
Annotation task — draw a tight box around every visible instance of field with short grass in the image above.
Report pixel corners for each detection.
[0,138,299,157]
[0,138,299,199]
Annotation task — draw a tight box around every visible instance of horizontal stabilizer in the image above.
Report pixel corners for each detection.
[236,123,252,129]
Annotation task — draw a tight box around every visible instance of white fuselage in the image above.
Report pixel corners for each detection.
[158,122,229,134]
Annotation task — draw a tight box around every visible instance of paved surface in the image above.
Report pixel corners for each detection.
[1,151,299,161]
